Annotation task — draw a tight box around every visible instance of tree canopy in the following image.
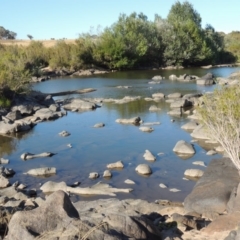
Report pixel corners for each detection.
[0,26,17,39]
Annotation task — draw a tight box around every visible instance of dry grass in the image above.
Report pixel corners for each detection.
[0,39,76,48]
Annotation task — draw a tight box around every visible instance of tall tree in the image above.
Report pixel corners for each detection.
[163,1,205,66]
[95,12,163,69]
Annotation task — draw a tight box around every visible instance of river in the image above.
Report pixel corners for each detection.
[1,67,239,202]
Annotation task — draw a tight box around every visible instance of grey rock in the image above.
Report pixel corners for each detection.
[143,150,156,161]
[139,126,154,132]
[170,99,192,108]
[25,167,56,176]
[173,140,195,155]
[20,152,55,160]
[5,110,22,121]
[135,164,152,175]
[7,190,79,240]
[62,98,97,111]
[184,158,240,214]
[116,116,141,125]
[0,175,10,188]
[89,172,99,179]
[59,130,70,137]
[103,170,112,178]
[184,169,204,178]
[107,161,124,169]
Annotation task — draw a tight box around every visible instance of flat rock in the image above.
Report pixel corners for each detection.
[135,164,152,175]
[25,167,56,176]
[192,161,206,167]
[93,123,105,128]
[206,150,217,155]
[107,161,124,169]
[59,130,70,137]
[41,181,132,196]
[62,98,97,111]
[190,124,211,140]
[184,169,204,178]
[116,116,141,125]
[124,179,135,184]
[139,126,154,132]
[173,140,195,155]
[20,152,55,160]
[184,158,240,215]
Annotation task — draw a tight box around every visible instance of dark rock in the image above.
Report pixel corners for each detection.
[7,190,79,240]
[184,158,240,215]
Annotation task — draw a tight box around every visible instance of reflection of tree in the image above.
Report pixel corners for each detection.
[0,128,35,158]
[104,99,166,118]
[0,136,17,157]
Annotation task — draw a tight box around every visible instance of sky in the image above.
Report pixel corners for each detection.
[1,0,239,40]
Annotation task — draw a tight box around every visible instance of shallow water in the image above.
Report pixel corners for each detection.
[1,67,239,202]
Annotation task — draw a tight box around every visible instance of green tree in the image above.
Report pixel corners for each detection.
[95,12,163,69]
[162,1,205,66]
[0,26,17,39]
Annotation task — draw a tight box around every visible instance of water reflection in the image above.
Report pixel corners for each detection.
[2,67,239,202]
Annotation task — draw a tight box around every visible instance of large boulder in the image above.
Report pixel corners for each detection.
[184,158,240,215]
[7,190,79,240]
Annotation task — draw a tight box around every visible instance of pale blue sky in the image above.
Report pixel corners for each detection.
[1,0,239,40]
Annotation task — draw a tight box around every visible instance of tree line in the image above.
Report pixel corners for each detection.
[0,1,239,96]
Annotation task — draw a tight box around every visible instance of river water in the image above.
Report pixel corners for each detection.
[1,67,239,202]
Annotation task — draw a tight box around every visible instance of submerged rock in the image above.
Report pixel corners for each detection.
[20,152,55,160]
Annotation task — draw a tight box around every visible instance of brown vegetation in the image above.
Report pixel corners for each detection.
[0,39,76,48]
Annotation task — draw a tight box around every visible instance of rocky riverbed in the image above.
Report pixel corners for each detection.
[1,71,240,239]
